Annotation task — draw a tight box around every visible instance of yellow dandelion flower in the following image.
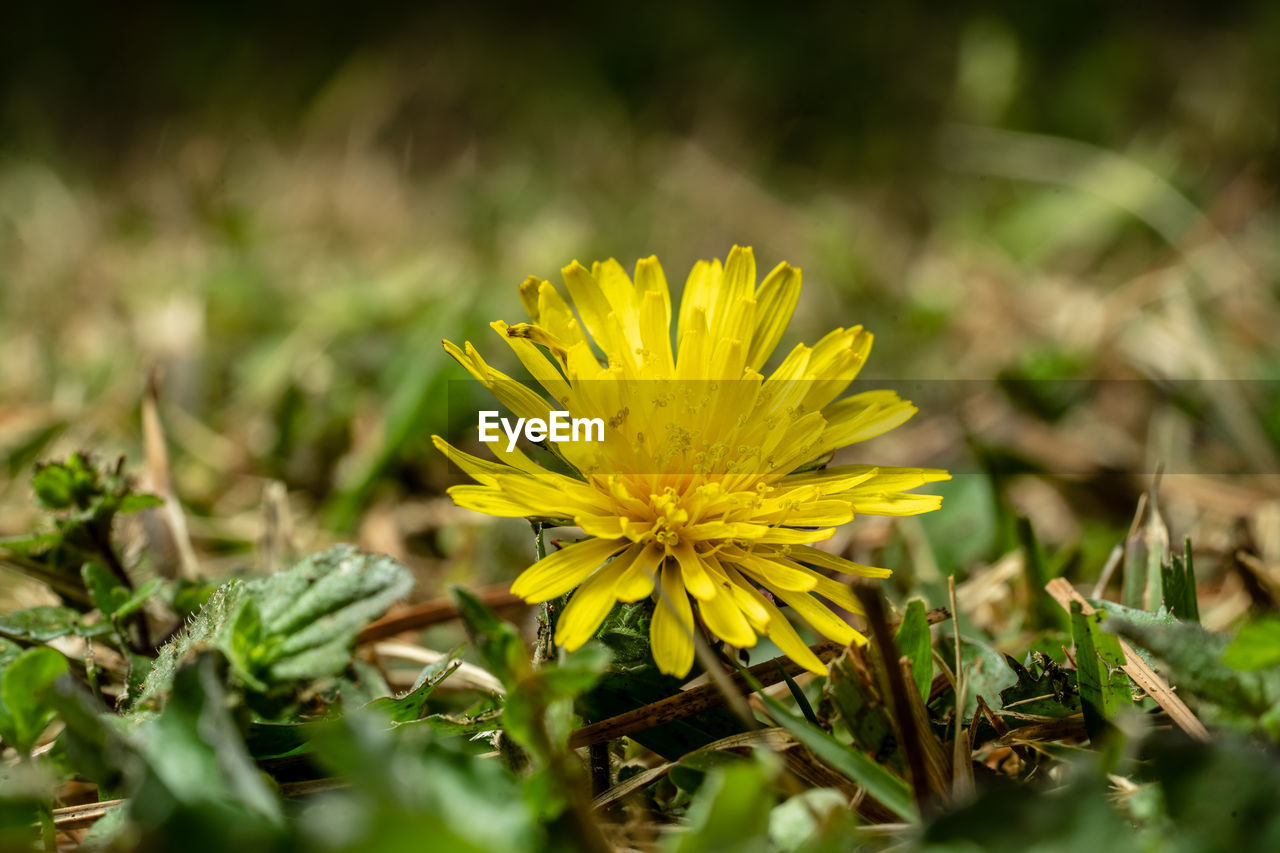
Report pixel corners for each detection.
[434,246,948,677]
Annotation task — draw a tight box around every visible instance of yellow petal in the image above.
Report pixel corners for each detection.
[778,545,893,579]
[615,543,665,602]
[590,258,638,320]
[695,586,757,648]
[518,276,544,320]
[756,595,829,675]
[634,255,671,329]
[535,280,589,350]
[562,261,635,367]
[748,261,801,369]
[677,258,720,345]
[431,435,515,485]
[716,563,773,631]
[851,492,945,516]
[730,550,819,592]
[651,564,696,676]
[577,515,627,538]
[442,340,554,423]
[772,587,860,645]
[638,290,674,375]
[556,553,630,650]
[446,485,533,517]
[492,321,573,403]
[510,537,627,602]
[708,245,755,339]
[673,542,717,601]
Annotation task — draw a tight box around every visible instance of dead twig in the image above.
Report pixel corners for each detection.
[356,586,525,645]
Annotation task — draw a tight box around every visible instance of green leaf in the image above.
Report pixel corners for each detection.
[1224,617,1280,671]
[244,721,313,761]
[0,606,108,643]
[593,599,656,671]
[827,653,902,773]
[756,689,918,822]
[1018,516,1067,631]
[31,461,77,510]
[398,710,503,736]
[115,577,165,621]
[117,493,163,514]
[669,761,776,853]
[1070,602,1131,742]
[1160,538,1199,622]
[249,546,413,678]
[46,681,124,789]
[915,475,998,575]
[132,545,413,709]
[0,647,70,752]
[1110,617,1280,722]
[894,599,933,700]
[1123,498,1168,611]
[365,656,462,723]
[451,585,526,687]
[998,652,1081,720]
[306,710,539,853]
[129,581,247,711]
[937,634,1019,722]
[128,654,286,838]
[537,643,610,702]
[0,639,23,671]
[82,562,130,618]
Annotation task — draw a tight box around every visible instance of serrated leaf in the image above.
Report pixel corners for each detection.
[365,656,462,723]
[129,581,247,711]
[132,545,412,709]
[593,600,655,670]
[998,652,1080,720]
[246,545,412,678]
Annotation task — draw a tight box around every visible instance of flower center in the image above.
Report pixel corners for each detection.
[645,488,688,547]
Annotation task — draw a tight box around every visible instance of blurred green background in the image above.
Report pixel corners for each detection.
[3,1,1278,607]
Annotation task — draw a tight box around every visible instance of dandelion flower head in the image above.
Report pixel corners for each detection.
[434,246,948,676]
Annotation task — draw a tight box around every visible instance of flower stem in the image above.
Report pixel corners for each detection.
[531,521,554,665]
